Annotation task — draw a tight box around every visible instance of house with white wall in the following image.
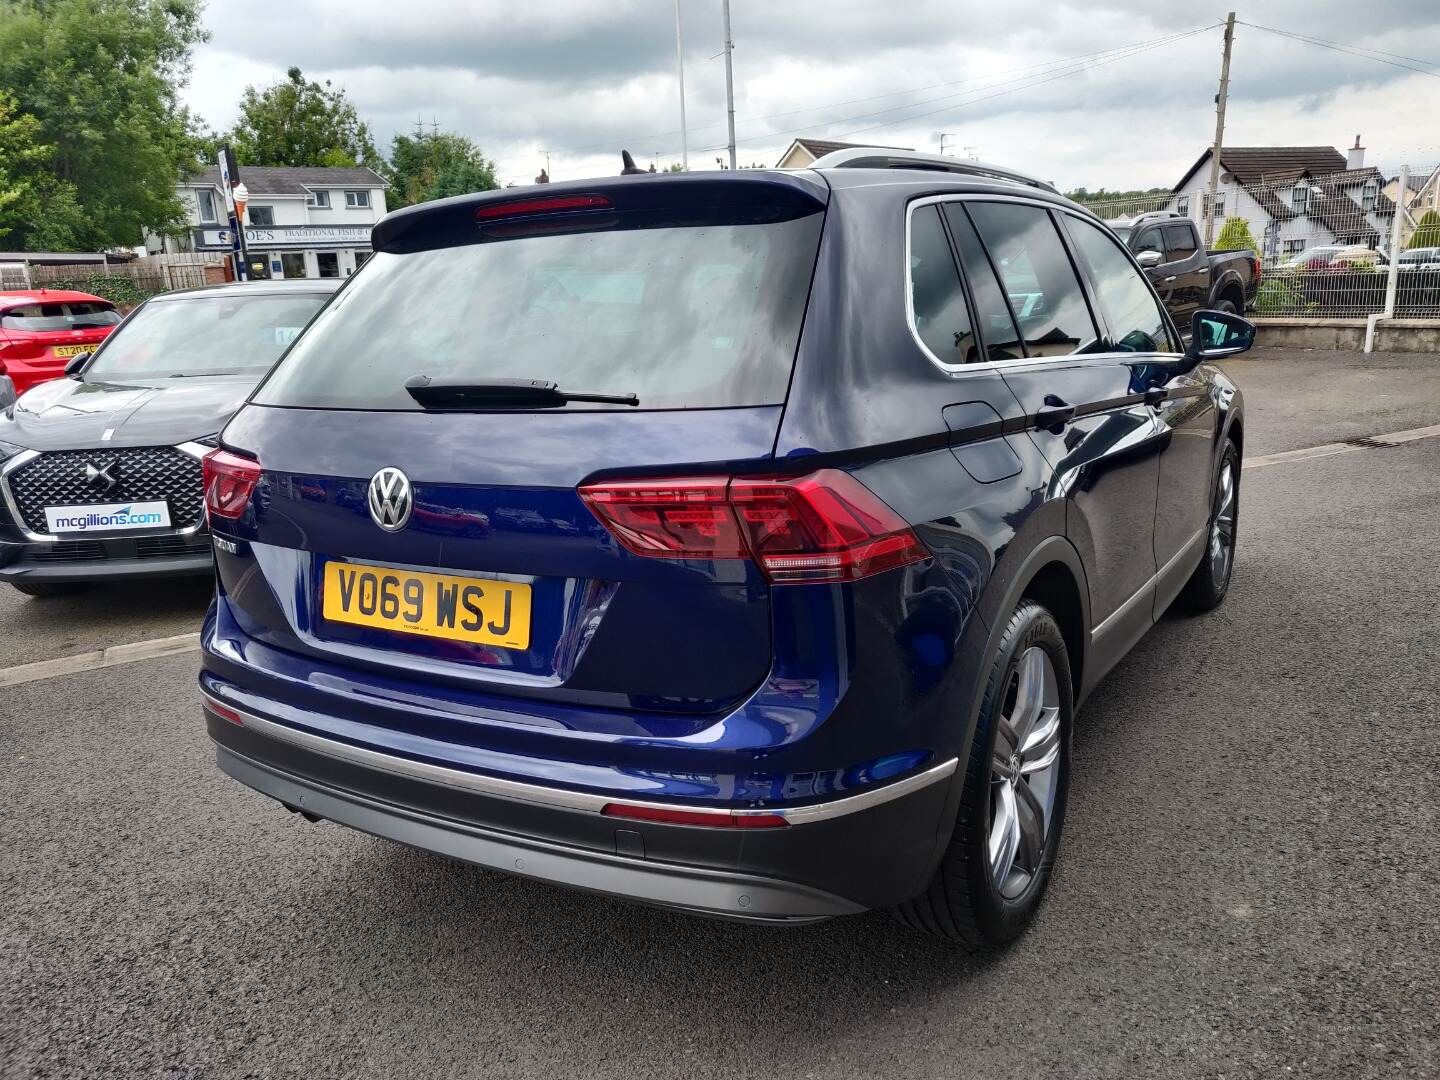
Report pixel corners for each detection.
[152,165,389,279]
[1167,139,1394,261]
[775,138,911,168]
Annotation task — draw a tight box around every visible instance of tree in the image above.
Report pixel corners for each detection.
[0,0,210,248]
[229,67,384,172]
[388,128,497,207]
[1407,209,1440,249]
[1214,215,1259,252]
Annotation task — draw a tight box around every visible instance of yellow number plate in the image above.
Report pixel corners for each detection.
[321,561,531,650]
[51,345,93,358]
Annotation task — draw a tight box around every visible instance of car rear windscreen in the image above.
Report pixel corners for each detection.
[1,302,120,331]
[253,214,824,411]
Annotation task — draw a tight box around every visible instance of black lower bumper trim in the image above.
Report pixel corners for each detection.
[216,745,863,923]
[0,552,212,583]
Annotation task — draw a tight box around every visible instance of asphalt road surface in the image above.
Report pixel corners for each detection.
[2,348,1438,1079]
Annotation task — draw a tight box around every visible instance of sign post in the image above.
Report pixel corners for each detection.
[217,145,252,281]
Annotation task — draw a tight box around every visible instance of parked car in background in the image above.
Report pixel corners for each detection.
[0,279,339,596]
[201,151,1252,950]
[1283,244,1384,270]
[1107,212,1259,324]
[0,290,121,396]
[1396,246,1440,269]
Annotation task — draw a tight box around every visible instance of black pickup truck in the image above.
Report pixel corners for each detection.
[1108,212,1259,327]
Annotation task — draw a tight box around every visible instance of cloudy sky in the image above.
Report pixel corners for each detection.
[183,0,1440,190]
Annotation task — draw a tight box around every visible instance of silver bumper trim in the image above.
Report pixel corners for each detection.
[202,692,959,826]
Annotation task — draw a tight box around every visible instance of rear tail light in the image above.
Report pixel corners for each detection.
[601,803,789,829]
[202,448,261,521]
[0,339,43,362]
[579,468,929,584]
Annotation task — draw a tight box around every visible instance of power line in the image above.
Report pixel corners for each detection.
[1237,21,1440,79]
[500,24,1218,181]
[690,24,1215,155]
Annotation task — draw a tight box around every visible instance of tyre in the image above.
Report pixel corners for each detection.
[1179,439,1239,612]
[1213,295,1239,315]
[893,600,1073,949]
[11,581,83,598]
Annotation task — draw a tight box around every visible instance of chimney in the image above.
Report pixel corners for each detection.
[1347,135,1365,170]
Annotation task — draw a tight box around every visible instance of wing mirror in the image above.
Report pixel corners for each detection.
[0,374,15,412]
[1184,309,1255,366]
[1135,249,1164,269]
[65,353,91,378]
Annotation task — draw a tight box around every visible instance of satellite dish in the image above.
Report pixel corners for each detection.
[1220,172,1234,184]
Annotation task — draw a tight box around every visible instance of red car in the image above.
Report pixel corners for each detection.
[0,289,122,396]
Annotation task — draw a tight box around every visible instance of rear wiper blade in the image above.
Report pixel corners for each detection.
[403,375,639,409]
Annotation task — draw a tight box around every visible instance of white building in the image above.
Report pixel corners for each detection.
[775,138,911,169]
[1168,140,1394,261]
[152,165,389,279]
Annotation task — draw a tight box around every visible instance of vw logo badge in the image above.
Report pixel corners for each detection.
[367,467,413,532]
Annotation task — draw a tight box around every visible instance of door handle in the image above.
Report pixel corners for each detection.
[1144,387,1167,408]
[1034,395,1076,433]
[1163,275,1177,283]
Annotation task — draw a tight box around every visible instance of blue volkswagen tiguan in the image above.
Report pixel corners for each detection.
[200,149,1252,947]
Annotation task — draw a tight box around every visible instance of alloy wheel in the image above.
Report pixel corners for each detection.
[1210,461,1237,585]
[989,645,1062,900]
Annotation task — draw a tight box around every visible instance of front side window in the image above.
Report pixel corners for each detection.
[965,202,1099,358]
[255,212,825,411]
[1064,217,1176,354]
[1163,223,1198,261]
[345,190,370,209]
[248,206,275,227]
[1133,228,1164,259]
[195,188,218,224]
[84,293,329,381]
[908,205,978,365]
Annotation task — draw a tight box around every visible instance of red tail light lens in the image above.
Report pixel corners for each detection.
[579,468,929,584]
[202,448,261,521]
[601,803,789,829]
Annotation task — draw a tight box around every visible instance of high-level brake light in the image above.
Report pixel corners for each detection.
[473,194,612,221]
[579,468,930,584]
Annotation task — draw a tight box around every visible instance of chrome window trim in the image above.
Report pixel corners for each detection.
[1,442,210,543]
[202,692,960,826]
[902,192,1186,379]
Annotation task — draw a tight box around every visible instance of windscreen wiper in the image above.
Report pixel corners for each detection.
[403,375,639,409]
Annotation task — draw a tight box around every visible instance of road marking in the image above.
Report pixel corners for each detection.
[1245,422,1440,471]
[0,632,200,688]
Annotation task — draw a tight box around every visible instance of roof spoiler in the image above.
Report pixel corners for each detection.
[808,147,1058,193]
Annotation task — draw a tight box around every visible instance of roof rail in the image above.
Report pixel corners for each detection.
[808,147,1058,194]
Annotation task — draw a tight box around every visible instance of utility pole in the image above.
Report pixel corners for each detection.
[938,133,956,157]
[674,0,689,170]
[1204,12,1236,247]
[722,0,737,170]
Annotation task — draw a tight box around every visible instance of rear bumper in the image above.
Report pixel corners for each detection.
[204,696,959,923]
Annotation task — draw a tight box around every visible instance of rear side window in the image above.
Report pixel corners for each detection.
[942,205,1024,362]
[1164,223,1198,261]
[1064,217,1177,354]
[1,301,120,332]
[966,203,1100,358]
[908,205,979,365]
[255,214,824,411]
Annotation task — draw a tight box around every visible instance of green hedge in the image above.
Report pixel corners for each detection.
[34,273,158,310]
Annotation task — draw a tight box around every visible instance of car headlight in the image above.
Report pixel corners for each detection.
[0,438,27,463]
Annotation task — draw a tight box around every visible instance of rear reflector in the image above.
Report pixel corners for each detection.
[204,700,245,726]
[202,449,261,521]
[579,468,929,584]
[601,803,789,829]
[473,194,612,220]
